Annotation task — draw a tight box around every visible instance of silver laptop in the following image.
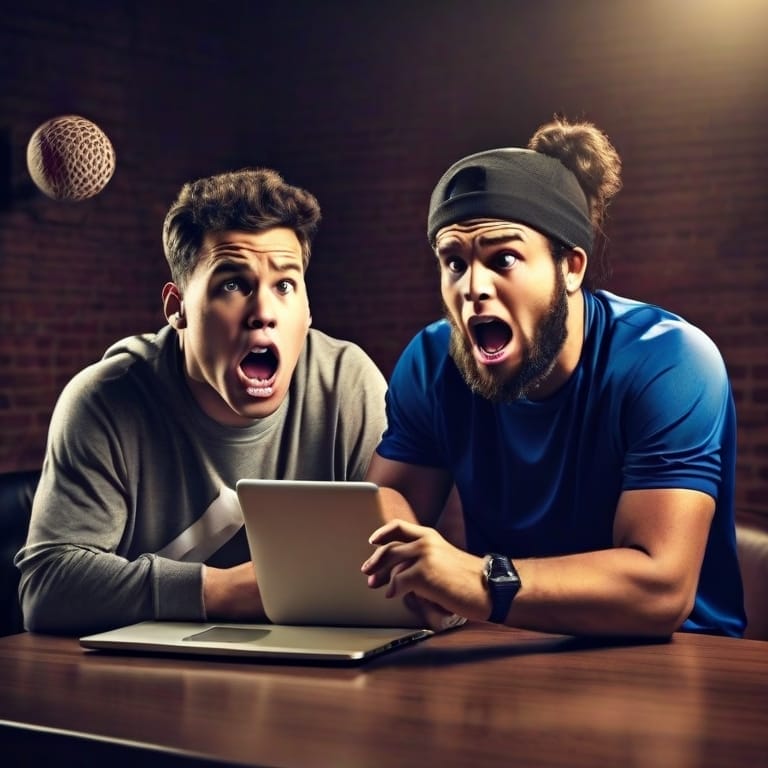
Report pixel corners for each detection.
[80,620,431,663]
[80,480,439,663]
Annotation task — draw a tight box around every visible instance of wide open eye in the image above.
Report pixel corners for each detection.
[494,252,519,270]
[221,278,250,294]
[443,257,466,275]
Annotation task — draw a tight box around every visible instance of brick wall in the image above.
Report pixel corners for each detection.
[1,0,766,515]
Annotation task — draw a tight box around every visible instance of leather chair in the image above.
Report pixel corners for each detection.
[0,469,41,636]
[736,520,768,641]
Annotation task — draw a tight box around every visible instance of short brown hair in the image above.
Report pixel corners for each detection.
[162,168,321,288]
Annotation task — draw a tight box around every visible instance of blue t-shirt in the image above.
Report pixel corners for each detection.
[378,290,745,637]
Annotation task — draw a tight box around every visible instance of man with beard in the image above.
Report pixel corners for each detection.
[17,168,388,635]
[362,116,745,638]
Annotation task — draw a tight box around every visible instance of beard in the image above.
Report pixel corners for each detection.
[448,269,569,402]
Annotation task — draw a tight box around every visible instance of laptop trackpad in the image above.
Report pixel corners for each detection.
[183,627,272,644]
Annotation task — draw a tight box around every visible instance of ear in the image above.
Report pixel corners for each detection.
[162,282,187,329]
[563,247,588,294]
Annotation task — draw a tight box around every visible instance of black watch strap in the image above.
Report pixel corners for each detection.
[484,553,521,624]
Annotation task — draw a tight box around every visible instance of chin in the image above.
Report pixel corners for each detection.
[239,399,282,420]
[211,391,279,425]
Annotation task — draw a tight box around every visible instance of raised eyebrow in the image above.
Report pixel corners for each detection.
[476,232,525,248]
[208,260,246,278]
[207,258,303,278]
[435,231,525,258]
[271,259,303,275]
[435,240,465,259]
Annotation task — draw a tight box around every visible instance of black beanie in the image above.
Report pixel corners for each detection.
[427,148,593,253]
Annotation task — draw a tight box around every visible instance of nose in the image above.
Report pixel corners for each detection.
[462,263,493,303]
[245,287,277,329]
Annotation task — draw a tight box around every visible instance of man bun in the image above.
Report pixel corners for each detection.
[528,116,622,237]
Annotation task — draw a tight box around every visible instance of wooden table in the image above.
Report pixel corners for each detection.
[0,624,766,767]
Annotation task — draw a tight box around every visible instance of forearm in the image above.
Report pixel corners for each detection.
[16,544,205,634]
[503,548,693,637]
[501,488,713,637]
[364,520,695,638]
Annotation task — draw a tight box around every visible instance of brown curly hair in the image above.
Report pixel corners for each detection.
[162,167,321,288]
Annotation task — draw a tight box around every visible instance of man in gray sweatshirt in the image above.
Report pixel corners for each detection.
[16,167,388,635]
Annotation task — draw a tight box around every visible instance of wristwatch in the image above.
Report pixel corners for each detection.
[483,553,521,624]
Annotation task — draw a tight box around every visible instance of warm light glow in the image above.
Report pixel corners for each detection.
[644,0,767,47]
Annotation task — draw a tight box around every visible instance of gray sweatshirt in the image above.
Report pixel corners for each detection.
[16,326,388,634]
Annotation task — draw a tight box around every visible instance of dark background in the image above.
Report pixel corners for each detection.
[1,0,766,520]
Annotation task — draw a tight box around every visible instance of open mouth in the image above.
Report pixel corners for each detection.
[239,347,279,395]
[473,319,512,358]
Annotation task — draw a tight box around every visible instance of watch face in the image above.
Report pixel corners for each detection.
[487,555,519,583]
[485,554,521,624]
